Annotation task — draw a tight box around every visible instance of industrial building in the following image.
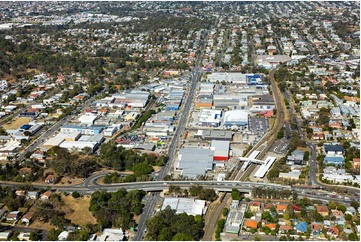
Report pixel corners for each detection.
[161,198,206,216]
[213,95,241,109]
[223,110,249,129]
[176,148,214,179]
[256,55,291,69]
[59,141,99,152]
[168,88,184,100]
[103,126,118,137]
[206,72,248,84]
[194,130,233,141]
[60,125,105,135]
[78,113,98,125]
[249,95,275,111]
[198,109,222,127]
[211,140,230,161]
[112,90,150,108]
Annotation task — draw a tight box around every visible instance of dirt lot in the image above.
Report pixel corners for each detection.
[61,194,97,227]
[3,117,31,130]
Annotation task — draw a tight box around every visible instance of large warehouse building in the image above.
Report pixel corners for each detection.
[223,110,249,129]
[211,140,230,161]
[176,148,214,179]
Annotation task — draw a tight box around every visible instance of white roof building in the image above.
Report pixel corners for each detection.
[223,110,249,128]
[79,114,98,125]
[211,140,230,161]
[162,198,206,216]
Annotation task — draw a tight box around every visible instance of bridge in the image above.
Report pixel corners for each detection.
[238,156,265,164]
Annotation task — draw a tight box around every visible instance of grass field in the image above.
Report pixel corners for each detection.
[3,117,31,130]
[61,194,97,227]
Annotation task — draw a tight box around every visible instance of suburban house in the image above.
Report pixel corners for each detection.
[323,144,345,155]
[45,174,55,184]
[40,191,53,200]
[244,219,258,230]
[276,204,288,215]
[249,201,261,212]
[6,211,21,221]
[316,205,329,216]
[21,211,34,226]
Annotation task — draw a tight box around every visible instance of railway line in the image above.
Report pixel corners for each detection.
[202,67,288,240]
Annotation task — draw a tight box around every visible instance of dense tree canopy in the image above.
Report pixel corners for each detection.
[145,206,204,241]
[89,189,146,229]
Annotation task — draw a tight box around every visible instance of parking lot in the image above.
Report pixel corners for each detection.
[248,117,269,134]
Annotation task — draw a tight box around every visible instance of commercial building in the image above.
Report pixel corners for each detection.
[213,95,241,109]
[206,72,248,84]
[176,148,214,179]
[60,125,105,135]
[161,198,206,216]
[225,202,247,235]
[256,55,291,69]
[194,130,233,141]
[198,109,222,127]
[286,150,305,165]
[78,113,98,125]
[249,95,275,111]
[112,90,150,108]
[211,140,230,161]
[103,126,118,137]
[59,141,98,152]
[223,110,249,128]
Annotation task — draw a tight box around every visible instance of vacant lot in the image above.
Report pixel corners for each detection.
[3,117,31,130]
[61,194,97,227]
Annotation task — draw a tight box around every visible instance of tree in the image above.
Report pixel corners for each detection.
[317,108,330,126]
[47,229,61,241]
[132,162,153,175]
[262,211,273,222]
[29,230,42,241]
[350,201,360,210]
[345,214,352,221]
[222,208,228,217]
[336,204,346,213]
[145,206,204,241]
[172,233,194,241]
[231,188,241,200]
[348,233,358,241]
[72,191,81,198]
[328,201,337,210]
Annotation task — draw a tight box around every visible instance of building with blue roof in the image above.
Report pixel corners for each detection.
[246,74,264,85]
[295,222,308,233]
[324,155,345,166]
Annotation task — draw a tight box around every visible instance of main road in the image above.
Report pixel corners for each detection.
[134,30,209,241]
[0,179,357,205]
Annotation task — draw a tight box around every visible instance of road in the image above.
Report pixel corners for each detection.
[274,36,283,55]
[134,30,209,241]
[297,30,321,62]
[16,96,95,161]
[0,178,357,204]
